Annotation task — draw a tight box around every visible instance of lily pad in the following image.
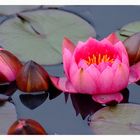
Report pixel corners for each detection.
[89,103,140,135]
[0,6,40,15]
[123,32,140,65]
[116,21,140,41]
[0,102,17,134]
[0,9,96,65]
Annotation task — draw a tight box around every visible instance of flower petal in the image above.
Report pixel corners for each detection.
[114,41,129,66]
[62,37,75,78]
[86,64,100,82]
[63,37,75,53]
[0,56,15,81]
[63,48,73,78]
[50,76,77,93]
[92,92,123,104]
[106,32,119,44]
[129,62,140,83]
[112,63,129,92]
[97,66,114,94]
[78,59,88,69]
[70,64,96,94]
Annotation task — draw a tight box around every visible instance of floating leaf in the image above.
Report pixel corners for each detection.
[89,103,140,134]
[116,21,140,41]
[123,32,140,65]
[0,102,17,134]
[0,9,96,65]
[8,119,47,135]
[0,6,40,15]
[20,92,48,110]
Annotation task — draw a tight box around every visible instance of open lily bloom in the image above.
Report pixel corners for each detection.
[51,33,130,104]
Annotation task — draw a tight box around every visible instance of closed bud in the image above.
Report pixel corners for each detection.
[16,60,49,92]
[0,49,22,84]
[8,119,47,135]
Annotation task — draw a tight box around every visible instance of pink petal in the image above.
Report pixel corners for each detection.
[63,37,75,53]
[114,41,129,66]
[50,76,77,93]
[78,59,88,69]
[129,62,140,83]
[97,62,112,73]
[0,56,15,81]
[97,66,114,94]
[112,63,129,92]
[70,64,96,94]
[62,37,75,78]
[92,92,123,104]
[112,58,122,72]
[86,64,100,82]
[63,48,72,78]
[101,38,112,46]
[74,38,99,64]
[0,48,4,50]
[106,32,119,44]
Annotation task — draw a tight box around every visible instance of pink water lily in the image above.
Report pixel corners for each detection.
[50,33,130,104]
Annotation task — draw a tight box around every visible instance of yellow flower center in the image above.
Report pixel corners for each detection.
[86,54,114,65]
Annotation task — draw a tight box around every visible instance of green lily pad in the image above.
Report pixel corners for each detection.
[0,102,17,134]
[0,9,96,65]
[0,6,40,15]
[116,21,140,41]
[90,104,140,135]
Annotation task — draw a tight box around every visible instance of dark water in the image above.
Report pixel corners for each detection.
[2,6,140,134]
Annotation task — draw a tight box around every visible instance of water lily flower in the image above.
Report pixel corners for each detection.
[50,33,130,104]
[16,60,49,92]
[0,49,22,84]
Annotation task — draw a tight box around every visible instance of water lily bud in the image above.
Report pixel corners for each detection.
[8,119,47,135]
[16,60,49,92]
[0,50,23,84]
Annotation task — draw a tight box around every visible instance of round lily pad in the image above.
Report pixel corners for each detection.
[123,32,140,65]
[90,104,140,135]
[0,6,40,15]
[0,9,96,65]
[116,21,140,41]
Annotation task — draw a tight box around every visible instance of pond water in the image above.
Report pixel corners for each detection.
[1,5,140,135]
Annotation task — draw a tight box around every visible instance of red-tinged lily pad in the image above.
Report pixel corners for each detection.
[116,21,140,41]
[0,102,17,134]
[0,9,96,65]
[123,32,140,65]
[89,103,140,135]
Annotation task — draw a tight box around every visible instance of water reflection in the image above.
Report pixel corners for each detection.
[20,93,48,110]
[0,82,17,102]
[70,94,103,119]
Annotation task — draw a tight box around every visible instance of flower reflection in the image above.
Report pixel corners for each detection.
[70,88,129,119]
[70,94,103,119]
